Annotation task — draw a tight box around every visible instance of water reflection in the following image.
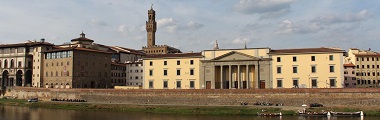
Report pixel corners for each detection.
[0,106,378,120]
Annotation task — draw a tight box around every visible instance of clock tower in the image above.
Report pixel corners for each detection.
[146,4,156,47]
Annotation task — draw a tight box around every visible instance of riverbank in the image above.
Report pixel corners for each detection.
[1,98,380,116]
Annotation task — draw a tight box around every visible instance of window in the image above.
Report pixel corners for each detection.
[190,69,194,75]
[276,67,281,74]
[177,60,180,65]
[149,61,153,66]
[163,81,168,88]
[293,79,299,88]
[367,57,369,61]
[330,79,336,87]
[293,66,298,73]
[149,70,153,76]
[311,66,316,73]
[293,57,297,62]
[329,65,334,72]
[135,76,139,79]
[176,69,181,75]
[164,61,167,65]
[312,79,317,88]
[329,55,334,61]
[176,80,181,88]
[367,65,370,69]
[356,65,359,68]
[163,69,168,76]
[276,57,281,62]
[18,61,21,68]
[190,60,194,65]
[149,81,154,88]
[190,81,195,88]
[277,79,282,88]
[311,56,315,61]
[362,65,365,68]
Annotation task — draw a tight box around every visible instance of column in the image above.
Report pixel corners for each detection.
[229,65,232,89]
[237,65,240,89]
[246,65,249,89]
[255,64,259,89]
[220,65,223,89]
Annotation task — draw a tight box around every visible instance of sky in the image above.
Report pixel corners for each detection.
[0,0,379,52]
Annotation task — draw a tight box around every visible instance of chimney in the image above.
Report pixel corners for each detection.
[40,38,45,42]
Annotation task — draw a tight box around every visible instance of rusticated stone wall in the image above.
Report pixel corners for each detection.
[5,87,380,107]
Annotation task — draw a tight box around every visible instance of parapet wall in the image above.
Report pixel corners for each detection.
[5,87,380,107]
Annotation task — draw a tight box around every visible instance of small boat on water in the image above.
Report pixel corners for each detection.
[298,111,329,116]
[257,112,282,116]
[330,111,364,116]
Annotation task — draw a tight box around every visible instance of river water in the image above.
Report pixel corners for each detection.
[0,106,379,120]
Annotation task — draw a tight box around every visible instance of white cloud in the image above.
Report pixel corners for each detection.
[185,21,204,30]
[276,20,323,34]
[231,37,250,44]
[311,10,372,25]
[234,0,295,19]
[157,17,178,32]
[157,18,204,32]
[89,19,107,27]
[118,24,144,41]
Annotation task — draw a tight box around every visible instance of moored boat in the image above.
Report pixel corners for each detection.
[330,111,364,116]
[298,112,329,116]
[257,112,282,116]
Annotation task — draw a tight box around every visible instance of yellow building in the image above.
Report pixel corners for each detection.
[269,47,345,88]
[346,48,380,88]
[143,53,202,89]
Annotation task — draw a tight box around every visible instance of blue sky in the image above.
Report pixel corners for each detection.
[0,0,379,52]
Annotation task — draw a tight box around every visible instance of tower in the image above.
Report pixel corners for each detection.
[146,4,156,47]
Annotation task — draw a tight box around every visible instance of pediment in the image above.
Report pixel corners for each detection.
[211,51,259,61]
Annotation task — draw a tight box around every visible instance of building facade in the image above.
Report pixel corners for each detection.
[343,63,356,88]
[111,62,127,87]
[200,48,271,89]
[143,53,202,89]
[0,40,54,89]
[269,47,345,88]
[346,48,380,88]
[126,61,143,86]
[43,47,112,88]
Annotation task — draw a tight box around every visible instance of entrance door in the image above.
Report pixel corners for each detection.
[243,81,247,89]
[225,81,229,89]
[260,80,265,89]
[206,81,211,89]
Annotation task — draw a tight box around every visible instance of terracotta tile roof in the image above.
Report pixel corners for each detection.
[269,47,345,54]
[109,46,145,55]
[344,63,356,67]
[144,52,202,59]
[0,41,54,48]
[44,46,112,54]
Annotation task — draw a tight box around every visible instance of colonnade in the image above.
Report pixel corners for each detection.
[215,64,256,89]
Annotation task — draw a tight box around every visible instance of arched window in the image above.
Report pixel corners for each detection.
[67,71,69,76]
[10,59,14,68]
[51,71,53,77]
[4,59,8,68]
[46,72,48,77]
[56,71,58,76]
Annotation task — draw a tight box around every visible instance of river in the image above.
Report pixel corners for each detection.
[0,106,379,120]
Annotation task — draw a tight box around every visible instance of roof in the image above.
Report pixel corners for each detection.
[143,52,202,59]
[44,46,112,54]
[269,47,345,54]
[344,63,356,67]
[109,46,145,55]
[70,32,94,42]
[354,53,380,57]
[211,51,259,60]
[111,62,127,66]
[0,41,54,48]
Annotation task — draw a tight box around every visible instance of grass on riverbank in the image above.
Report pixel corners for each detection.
[2,98,380,116]
[0,98,294,115]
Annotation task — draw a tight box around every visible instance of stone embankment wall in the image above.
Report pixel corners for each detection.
[5,87,380,107]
